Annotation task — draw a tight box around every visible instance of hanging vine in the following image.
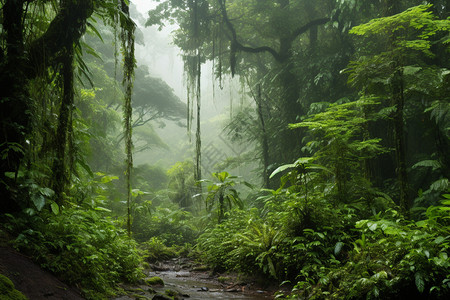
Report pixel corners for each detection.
[119,0,136,236]
[184,0,207,184]
[195,48,202,182]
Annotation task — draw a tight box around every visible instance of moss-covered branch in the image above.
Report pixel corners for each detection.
[26,0,94,79]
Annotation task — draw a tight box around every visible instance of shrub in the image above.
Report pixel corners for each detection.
[8,207,144,299]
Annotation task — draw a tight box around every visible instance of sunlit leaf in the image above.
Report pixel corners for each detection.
[415,272,425,293]
[32,194,45,211]
[51,202,60,215]
[334,242,344,256]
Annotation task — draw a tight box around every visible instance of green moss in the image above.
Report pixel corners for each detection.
[129,287,145,294]
[145,276,164,286]
[218,276,231,283]
[0,274,28,300]
[191,265,209,271]
[164,289,177,297]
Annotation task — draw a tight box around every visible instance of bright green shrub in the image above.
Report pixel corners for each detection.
[133,205,197,246]
[290,203,450,299]
[9,207,143,299]
[141,237,178,262]
[196,209,257,272]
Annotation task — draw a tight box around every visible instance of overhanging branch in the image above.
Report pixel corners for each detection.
[217,0,330,69]
[26,0,94,79]
[292,17,329,38]
[218,0,281,71]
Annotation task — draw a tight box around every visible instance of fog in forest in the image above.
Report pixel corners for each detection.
[131,0,253,181]
[1,1,448,299]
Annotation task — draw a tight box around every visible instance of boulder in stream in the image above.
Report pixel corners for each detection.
[146,277,164,286]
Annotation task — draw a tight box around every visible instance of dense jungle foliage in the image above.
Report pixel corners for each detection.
[0,0,449,299]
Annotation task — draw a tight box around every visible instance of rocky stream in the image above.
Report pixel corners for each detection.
[113,258,275,300]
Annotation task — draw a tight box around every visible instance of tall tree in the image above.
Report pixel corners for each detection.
[348,4,450,211]
[0,0,136,213]
[146,0,341,181]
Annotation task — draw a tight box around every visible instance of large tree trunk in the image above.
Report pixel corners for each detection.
[52,47,74,205]
[385,0,409,212]
[392,68,409,211]
[0,0,29,213]
[255,84,270,188]
[0,0,95,213]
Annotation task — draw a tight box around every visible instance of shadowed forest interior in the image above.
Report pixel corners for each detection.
[0,0,449,299]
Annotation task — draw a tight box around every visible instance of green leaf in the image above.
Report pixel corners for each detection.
[368,222,378,231]
[50,202,60,215]
[32,194,45,211]
[316,232,325,239]
[100,175,119,183]
[334,242,344,256]
[403,65,422,76]
[24,208,35,216]
[372,271,388,280]
[95,206,112,213]
[373,286,380,298]
[4,172,16,179]
[86,22,104,43]
[40,187,54,197]
[412,160,441,171]
[267,256,277,279]
[270,163,296,178]
[415,272,425,293]
[355,219,369,228]
[433,236,445,244]
[76,158,94,177]
[430,178,449,191]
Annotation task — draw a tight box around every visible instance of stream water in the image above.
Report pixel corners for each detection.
[113,261,273,300]
[147,269,272,299]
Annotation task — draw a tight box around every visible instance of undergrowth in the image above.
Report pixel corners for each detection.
[4,206,144,299]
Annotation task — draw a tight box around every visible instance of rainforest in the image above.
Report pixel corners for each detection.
[0,0,449,299]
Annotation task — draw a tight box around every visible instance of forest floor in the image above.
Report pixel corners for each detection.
[0,229,281,299]
[0,246,84,299]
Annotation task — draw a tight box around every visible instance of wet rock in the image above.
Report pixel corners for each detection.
[165,288,189,299]
[152,294,172,300]
[150,264,170,271]
[191,265,209,271]
[126,288,145,295]
[145,277,164,286]
[175,271,189,277]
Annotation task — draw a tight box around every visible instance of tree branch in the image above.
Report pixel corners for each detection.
[217,0,281,74]
[291,17,329,39]
[26,0,94,79]
[217,0,329,68]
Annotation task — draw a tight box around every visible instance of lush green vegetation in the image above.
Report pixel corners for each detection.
[1,0,449,299]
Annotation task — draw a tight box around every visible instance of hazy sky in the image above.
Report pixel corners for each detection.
[132,0,185,99]
[133,0,158,12]
[130,0,252,176]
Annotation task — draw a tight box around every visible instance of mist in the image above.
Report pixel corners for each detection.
[131,0,255,181]
[1,1,448,298]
